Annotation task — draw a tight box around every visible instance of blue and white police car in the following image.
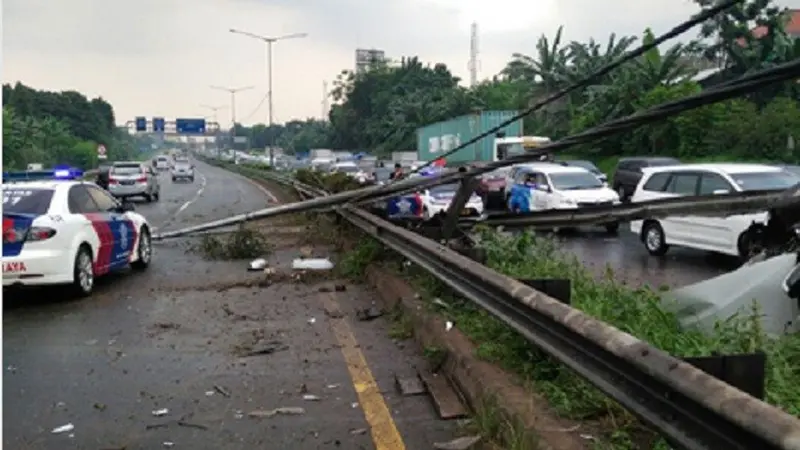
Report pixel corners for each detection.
[506,163,621,233]
[2,168,153,296]
[386,167,485,220]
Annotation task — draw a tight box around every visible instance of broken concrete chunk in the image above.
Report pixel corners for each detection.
[395,374,427,396]
[292,258,334,270]
[152,408,169,417]
[433,435,482,450]
[248,407,306,418]
[356,306,384,321]
[51,423,74,434]
[419,372,467,420]
[248,258,267,271]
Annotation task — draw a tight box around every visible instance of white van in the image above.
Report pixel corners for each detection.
[629,163,800,260]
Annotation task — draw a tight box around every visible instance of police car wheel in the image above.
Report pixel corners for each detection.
[71,245,94,297]
[131,227,152,270]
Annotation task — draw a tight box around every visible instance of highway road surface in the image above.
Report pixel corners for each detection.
[2,160,733,449]
[3,160,458,449]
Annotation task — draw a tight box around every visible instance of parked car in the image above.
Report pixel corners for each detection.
[611,156,681,201]
[558,160,608,184]
[107,162,161,202]
[629,163,799,261]
[507,163,621,233]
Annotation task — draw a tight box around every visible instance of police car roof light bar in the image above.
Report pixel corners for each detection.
[2,168,84,183]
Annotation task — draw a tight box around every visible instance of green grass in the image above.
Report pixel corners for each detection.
[340,229,800,448]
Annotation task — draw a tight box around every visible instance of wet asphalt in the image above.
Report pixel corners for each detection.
[2,160,736,449]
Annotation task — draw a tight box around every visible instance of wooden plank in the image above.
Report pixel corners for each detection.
[419,371,467,419]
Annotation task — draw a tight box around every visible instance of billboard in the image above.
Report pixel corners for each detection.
[355,48,385,73]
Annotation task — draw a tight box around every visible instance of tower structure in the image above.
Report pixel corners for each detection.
[468,22,479,86]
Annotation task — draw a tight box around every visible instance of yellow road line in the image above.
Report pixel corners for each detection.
[320,293,406,450]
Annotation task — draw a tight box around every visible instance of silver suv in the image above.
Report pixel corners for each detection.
[108,162,161,202]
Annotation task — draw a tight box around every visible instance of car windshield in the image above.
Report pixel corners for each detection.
[549,172,604,190]
[175,163,191,169]
[112,165,143,175]
[429,183,458,195]
[564,160,600,173]
[731,171,800,191]
[779,165,800,177]
[336,165,359,173]
[3,188,54,214]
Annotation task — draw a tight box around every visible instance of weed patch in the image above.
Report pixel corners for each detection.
[195,226,272,260]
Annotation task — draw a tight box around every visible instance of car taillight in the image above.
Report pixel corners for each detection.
[137,176,147,183]
[3,227,26,244]
[27,227,57,242]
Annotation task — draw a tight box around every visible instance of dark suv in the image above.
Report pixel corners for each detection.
[612,157,681,201]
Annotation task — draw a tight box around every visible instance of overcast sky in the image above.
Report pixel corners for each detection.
[4,0,799,126]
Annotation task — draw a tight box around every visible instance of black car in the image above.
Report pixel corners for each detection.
[611,156,681,201]
[558,160,608,184]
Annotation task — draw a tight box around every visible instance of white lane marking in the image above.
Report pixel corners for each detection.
[231,169,279,203]
[156,171,207,229]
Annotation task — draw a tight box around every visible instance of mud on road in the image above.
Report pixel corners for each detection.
[3,161,462,450]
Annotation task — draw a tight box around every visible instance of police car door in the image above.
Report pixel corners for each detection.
[531,172,551,210]
[85,185,136,269]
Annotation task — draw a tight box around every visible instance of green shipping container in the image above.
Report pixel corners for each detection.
[416,111,523,164]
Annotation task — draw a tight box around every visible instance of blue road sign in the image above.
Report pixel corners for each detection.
[176,118,206,134]
[153,117,165,132]
[135,117,147,132]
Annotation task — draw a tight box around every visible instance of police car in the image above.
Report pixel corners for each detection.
[2,168,153,296]
[507,163,621,233]
[386,167,485,220]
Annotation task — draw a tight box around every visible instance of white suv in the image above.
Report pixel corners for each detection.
[630,163,799,260]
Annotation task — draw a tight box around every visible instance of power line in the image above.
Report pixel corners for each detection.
[399,0,745,181]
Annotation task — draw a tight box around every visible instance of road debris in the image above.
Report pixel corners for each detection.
[323,306,344,319]
[292,258,334,270]
[152,408,169,417]
[356,306,384,321]
[432,298,450,309]
[350,428,368,435]
[52,423,74,434]
[163,442,175,448]
[242,341,288,357]
[178,421,208,430]
[395,374,426,396]
[445,321,454,331]
[205,391,215,396]
[213,384,231,397]
[247,407,306,418]
[94,402,107,411]
[248,258,267,271]
[326,384,340,389]
[433,435,482,450]
[308,317,316,324]
[334,284,346,292]
[302,394,321,401]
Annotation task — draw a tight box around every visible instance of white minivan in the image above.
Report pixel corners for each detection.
[630,163,800,260]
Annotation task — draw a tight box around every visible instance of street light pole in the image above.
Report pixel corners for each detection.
[201,104,227,158]
[229,28,308,167]
[209,86,253,157]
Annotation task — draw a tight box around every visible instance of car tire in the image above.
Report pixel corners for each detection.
[605,222,620,234]
[153,190,160,201]
[131,227,152,271]
[144,193,153,202]
[737,230,762,263]
[71,244,94,297]
[172,177,177,182]
[642,221,669,256]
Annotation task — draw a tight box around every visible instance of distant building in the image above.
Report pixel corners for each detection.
[355,49,386,73]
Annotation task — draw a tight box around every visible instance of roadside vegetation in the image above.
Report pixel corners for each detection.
[2,82,143,170]
[195,227,272,260]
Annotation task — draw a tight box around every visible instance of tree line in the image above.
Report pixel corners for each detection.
[320,0,800,162]
[2,82,139,170]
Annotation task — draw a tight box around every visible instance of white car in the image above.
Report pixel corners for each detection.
[171,161,195,182]
[506,163,621,232]
[331,162,370,183]
[629,163,800,260]
[2,171,153,296]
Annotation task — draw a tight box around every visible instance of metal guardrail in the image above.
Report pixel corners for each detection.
[206,159,800,450]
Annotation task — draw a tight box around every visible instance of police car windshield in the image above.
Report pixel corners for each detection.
[3,188,54,215]
[731,171,800,191]
[112,165,143,175]
[549,172,604,190]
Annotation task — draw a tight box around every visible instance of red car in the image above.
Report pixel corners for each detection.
[476,167,510,210]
